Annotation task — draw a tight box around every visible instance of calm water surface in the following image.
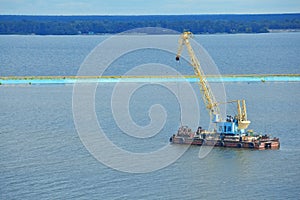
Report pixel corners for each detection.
[0,33,300,199]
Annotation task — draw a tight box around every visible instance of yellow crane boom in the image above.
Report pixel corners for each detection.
[176,31,220,119]
[176,31,250,130]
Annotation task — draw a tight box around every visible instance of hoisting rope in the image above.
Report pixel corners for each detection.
[176,58,183,127]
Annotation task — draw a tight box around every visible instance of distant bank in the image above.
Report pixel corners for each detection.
[0,14,299,35]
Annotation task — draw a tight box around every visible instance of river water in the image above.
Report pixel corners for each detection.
[0,33,300,199]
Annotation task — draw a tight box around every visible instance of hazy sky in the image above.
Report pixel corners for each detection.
[0,0,299,15]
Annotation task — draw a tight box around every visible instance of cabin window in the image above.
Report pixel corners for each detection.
[224,126,227,132]
[228,126,232,132]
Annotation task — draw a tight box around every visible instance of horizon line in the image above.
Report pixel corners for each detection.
[1,12,299,17]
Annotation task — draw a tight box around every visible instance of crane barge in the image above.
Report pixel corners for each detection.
[170,32,280,150]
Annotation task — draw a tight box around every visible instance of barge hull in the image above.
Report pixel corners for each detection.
[170,137,280,150]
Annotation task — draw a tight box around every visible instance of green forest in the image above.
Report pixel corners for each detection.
[0,14,299,35]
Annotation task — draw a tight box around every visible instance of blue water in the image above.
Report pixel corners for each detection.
[0,33,300,199]
[0,33,299,76]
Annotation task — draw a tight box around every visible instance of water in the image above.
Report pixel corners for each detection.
[0,33,300,199]
[0,33,299,76]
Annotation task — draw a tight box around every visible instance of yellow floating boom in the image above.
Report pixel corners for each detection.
[0,74,299,85]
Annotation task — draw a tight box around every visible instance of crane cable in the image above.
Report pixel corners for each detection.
[176,58,183,127]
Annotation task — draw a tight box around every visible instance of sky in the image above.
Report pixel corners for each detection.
[0,0,299,15]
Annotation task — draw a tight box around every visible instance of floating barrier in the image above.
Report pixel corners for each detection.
[0,74,300,85]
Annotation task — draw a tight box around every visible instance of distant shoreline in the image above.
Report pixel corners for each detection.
[0,14,299,35]
[2,30,300,36]
[268,29,300,33]
[0,30,299,36]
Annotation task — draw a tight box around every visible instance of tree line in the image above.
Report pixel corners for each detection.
[0,14,299,35]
